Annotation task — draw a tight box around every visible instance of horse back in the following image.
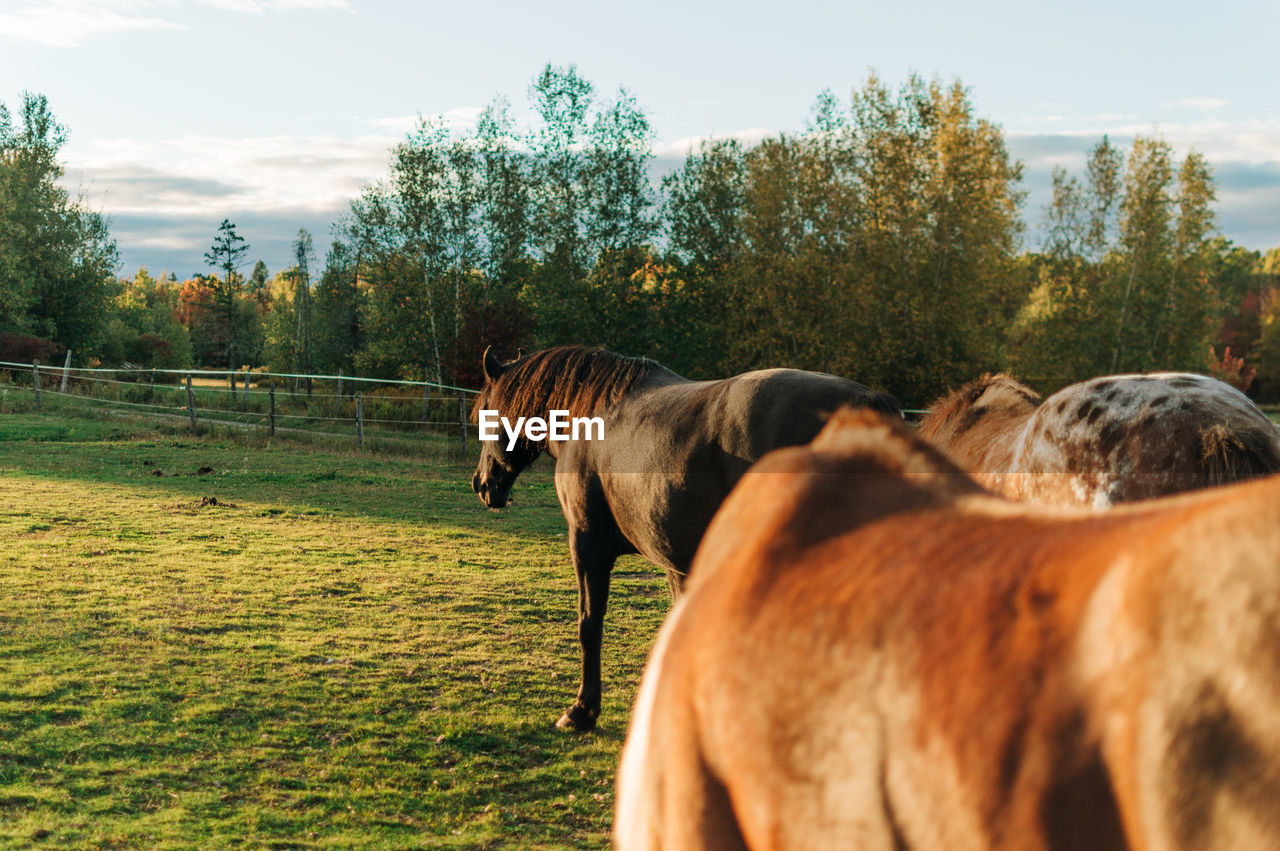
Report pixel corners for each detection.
[582,370,899,574]
[1016,374,1280,506]
[687,368,898,468]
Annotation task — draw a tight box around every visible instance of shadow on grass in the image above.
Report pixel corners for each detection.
[0,411,565,539]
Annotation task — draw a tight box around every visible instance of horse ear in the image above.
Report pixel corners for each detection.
[517,347,527,359]
[483,346,504,382]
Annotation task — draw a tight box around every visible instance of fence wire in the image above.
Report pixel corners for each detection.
[0,359,482,452]
[0,360,480,394]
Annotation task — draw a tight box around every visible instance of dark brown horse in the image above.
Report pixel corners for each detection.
[918,372,1280,507]
[469,345,899,731]
[617,409,1280,850]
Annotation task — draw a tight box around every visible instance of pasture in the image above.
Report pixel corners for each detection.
[0,412,668,847]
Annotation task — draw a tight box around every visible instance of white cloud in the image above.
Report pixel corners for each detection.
[1170,97,1230,111]
[366,115,420,133]
[443,106,484,131]
[0,2,179,48]
[1008,117,1280,167]
[62,133,398,216]
[259,0,351,10]
[0,0,351,47]
[194,0,265,12]
[58,118,1280,273]
[654,128,773,159]
[68,116,1280,225]
[61,102,505,221]
[366,106,485,136]
[194,0,351,12]
[126,233,203,251]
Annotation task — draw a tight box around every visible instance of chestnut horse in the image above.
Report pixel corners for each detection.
[470,345,899,731]
[917,372,1280,507]
[616,409,1280,850]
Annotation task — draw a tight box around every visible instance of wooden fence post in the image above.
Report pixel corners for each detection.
[242,371,249,410]
[186,375,197,432]
[32,360,40,409]
[60,350,71,393]
[230,369,237,396]
[334,370,344,417]
[356,391,364,449]
[147,369,156,403]
[269,385,276,437]
[458,394,468,454]
[420,384,430,425]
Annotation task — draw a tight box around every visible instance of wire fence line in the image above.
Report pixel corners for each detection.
[0,359,481,395]
[0,359,484,453]
[0,358,936,438]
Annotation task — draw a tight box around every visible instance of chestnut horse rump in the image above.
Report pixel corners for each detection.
[617,409,1280,850]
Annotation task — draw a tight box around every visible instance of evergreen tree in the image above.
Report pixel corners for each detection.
[247,260,270,304]
[290,228,315,380]
[203,219,251,367]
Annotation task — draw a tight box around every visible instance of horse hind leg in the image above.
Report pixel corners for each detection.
[615,605,747,851]
[650,754,748,851]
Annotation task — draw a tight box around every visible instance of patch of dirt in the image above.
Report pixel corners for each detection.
[196,465,214,475]
[159,498,238,515]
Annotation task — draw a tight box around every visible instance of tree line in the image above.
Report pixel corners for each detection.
[3,69,1280,406]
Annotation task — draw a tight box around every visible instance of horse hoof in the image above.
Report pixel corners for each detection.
[555,704,598,732]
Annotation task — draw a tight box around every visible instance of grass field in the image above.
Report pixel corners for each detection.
[0,410,671,848]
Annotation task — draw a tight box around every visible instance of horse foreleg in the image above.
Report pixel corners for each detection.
[557,538,616,732]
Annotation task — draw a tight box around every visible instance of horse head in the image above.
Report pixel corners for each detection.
[471,345,540,509]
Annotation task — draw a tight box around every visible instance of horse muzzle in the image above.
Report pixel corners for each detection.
[472,473,511,509]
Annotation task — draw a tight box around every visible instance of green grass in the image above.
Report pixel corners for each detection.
[0,410,671,848]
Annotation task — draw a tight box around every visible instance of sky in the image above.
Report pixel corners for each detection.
[2,0,1279,278]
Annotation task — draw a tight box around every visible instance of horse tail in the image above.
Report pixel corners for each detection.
[1198,422,1280,487]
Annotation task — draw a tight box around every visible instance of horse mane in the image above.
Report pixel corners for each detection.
[917,373,1041,440]
[472,346,659,421]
